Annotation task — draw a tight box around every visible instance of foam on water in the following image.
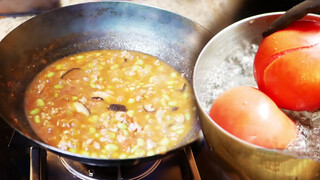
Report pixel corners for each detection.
[284,110,320,160]
[199,43,258,113]
[197,41,320,162]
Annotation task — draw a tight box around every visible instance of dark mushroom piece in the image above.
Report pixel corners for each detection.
[108,104,127,112]
[171,107,179,111]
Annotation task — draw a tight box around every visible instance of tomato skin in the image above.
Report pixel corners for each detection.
[254,20,320,111]
[209,86,297,149]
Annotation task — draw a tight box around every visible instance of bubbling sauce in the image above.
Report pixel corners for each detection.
[25,50,196,159]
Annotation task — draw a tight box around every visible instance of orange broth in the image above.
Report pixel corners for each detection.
[24,50,196,159]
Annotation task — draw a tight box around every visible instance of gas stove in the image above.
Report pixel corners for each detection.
[0,118,238,180]
[0,1,305,179]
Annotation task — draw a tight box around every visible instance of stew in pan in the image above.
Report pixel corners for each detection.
[24,50,196,159]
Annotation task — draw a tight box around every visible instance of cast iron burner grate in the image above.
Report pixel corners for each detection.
[60,157,161,180]
[2,122,238,180]
[30,144,201,180]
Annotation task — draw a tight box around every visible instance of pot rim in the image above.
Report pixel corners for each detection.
[193,11,320,152]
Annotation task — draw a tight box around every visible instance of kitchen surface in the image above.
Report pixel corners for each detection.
[0,0,308,179]
[0,0,305,40]
[0,0,248,38]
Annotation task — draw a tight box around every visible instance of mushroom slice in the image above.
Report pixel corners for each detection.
[108,104,127,112]
[171,107,179,111]
[92,91,114,99]
[61,68,81,79]
[143,104,156,112]
[73,102,90,116]
[91,97,104,101]
[180,83,187,92]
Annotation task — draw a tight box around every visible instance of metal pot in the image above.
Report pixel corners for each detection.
[193,12,320,180]
[0,1,212,166]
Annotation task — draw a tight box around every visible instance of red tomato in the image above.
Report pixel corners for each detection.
[209,86,297,149]
[254,20,320,111]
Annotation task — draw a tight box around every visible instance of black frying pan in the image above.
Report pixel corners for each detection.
[0,2,212,166]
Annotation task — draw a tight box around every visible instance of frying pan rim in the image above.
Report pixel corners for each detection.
[0,1,212,44]
[0,1,208,164]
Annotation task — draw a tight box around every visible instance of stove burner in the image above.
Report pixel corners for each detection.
[28,136,203,179]
[60,157,162,180]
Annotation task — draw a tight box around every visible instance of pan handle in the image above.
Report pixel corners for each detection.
[30,147,47,180]
[263,0,320,37]
[180,146,201,180]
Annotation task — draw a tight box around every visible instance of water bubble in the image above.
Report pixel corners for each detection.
[198,42,257,112]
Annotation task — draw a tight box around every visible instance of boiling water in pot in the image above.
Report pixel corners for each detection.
[197,41,258,112]
[197,40,320,161]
